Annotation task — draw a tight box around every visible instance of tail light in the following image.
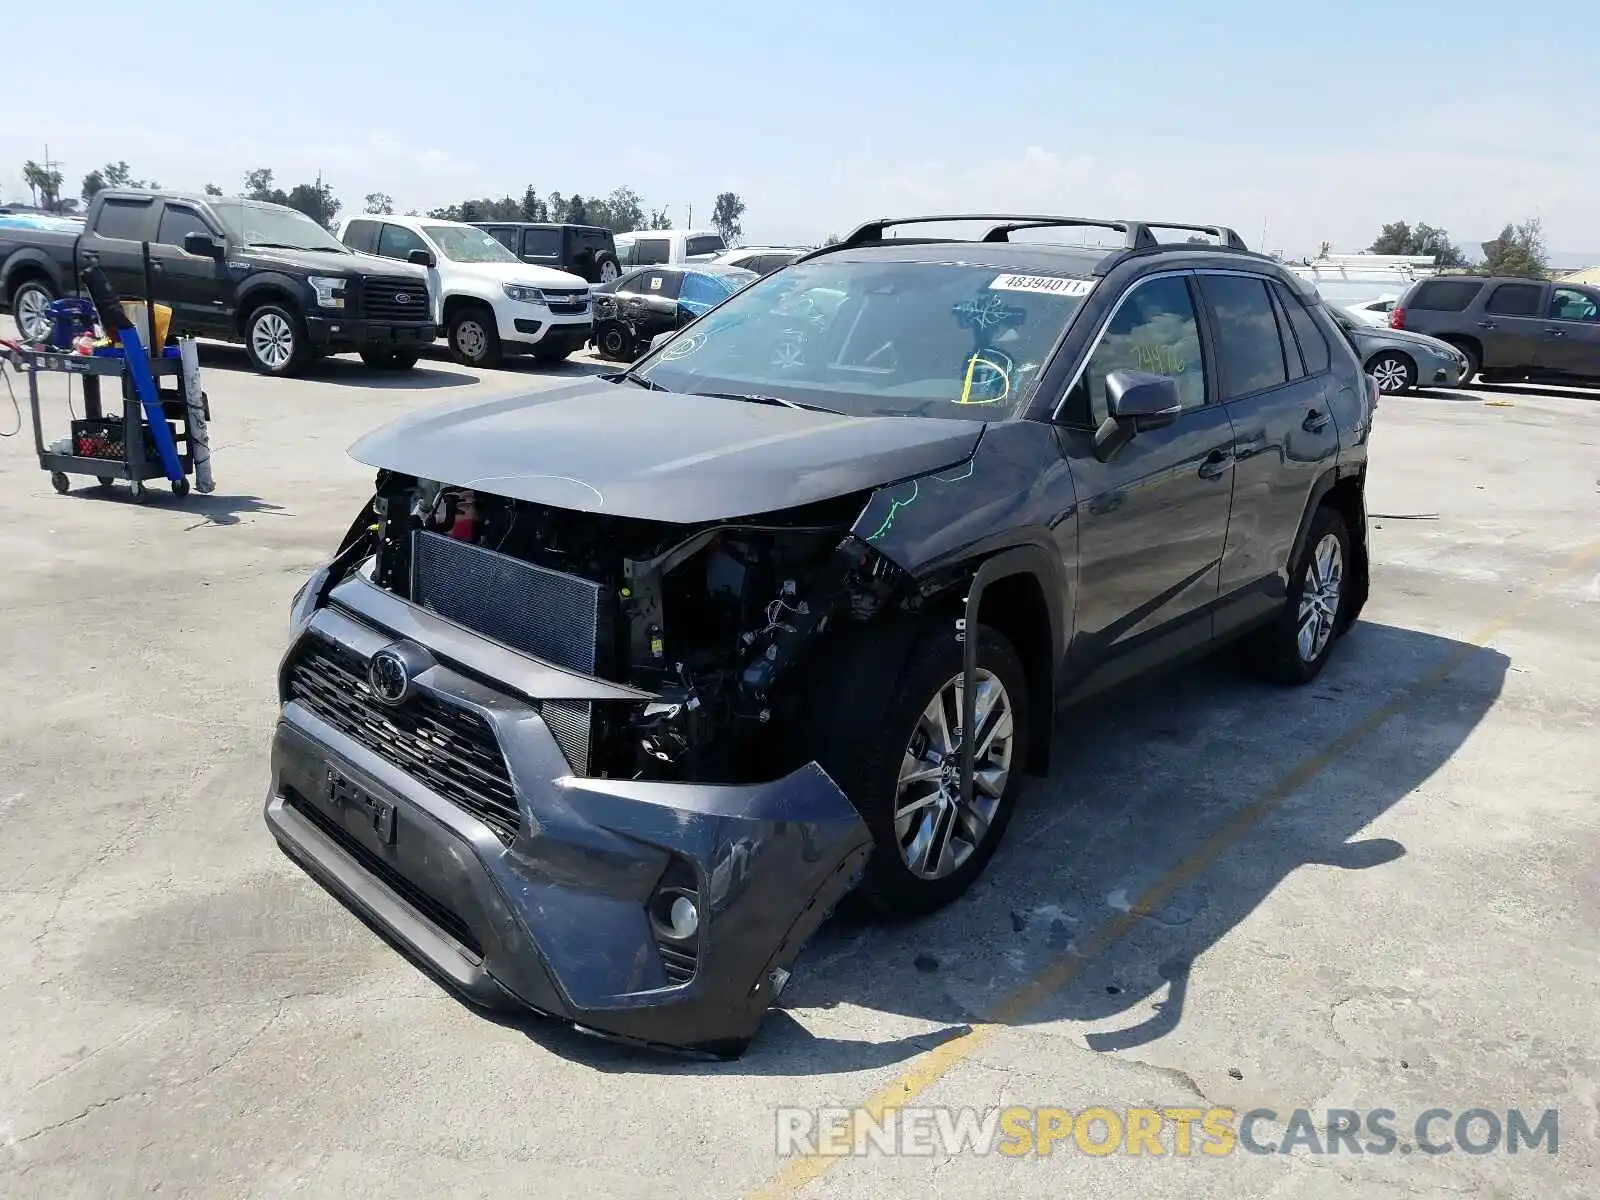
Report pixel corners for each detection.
[1389,305,1405,329]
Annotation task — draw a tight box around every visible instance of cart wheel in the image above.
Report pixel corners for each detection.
[97,476,116,489]
[128,480,149,504]
[50,471,70,494]
[171,477,190,497]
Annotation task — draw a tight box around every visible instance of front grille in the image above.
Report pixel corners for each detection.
[286,637,521,844]
[283,786,483,958]
[357,276,431,323]
[541,288,590,314]
[410,531,602,675]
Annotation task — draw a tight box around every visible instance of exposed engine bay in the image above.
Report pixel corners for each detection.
[353,471,917,784]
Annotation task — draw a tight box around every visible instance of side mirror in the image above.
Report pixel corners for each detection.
[1092,369,1183,461]
[407,248,436,268]
[184,231,225,259]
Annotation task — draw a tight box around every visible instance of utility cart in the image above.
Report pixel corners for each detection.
[15,345,206,503]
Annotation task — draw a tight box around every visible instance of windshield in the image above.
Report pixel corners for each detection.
[423,224,521,264]
[633,260,1094,419]
[212,201,347,252]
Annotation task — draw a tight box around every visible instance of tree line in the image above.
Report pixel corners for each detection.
[13,157,749,246]
[1352,217,1552,278]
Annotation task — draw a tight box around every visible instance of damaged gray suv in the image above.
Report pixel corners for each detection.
[266,215,1375,1057]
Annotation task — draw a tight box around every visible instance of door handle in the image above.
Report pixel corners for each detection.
[1476,320,1497,329]
[150,261,165,273]
[1197,449,1233,480]
[1544,328,1564,337]
[1303,408,1331,433]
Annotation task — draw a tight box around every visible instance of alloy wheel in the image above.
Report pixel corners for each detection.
[16,287,50,341]
[1371,356,1411,393]
[1297,533,1344,662]
[251,312,294,370]
[894,669,1015,880]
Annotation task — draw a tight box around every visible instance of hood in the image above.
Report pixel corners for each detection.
[242,245,427,281]
[348,379,987,524]
[1354,324,1459,355]
[443,259,589,289]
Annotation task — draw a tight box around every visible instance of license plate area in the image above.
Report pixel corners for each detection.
[326,766,396,845]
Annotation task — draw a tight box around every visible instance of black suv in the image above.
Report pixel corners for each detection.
[472,221,621,284]
[1391,274,1600,385]
[0,190,436,375]
[266,214,1375,1056]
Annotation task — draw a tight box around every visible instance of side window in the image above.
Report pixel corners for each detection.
[342,219,379,254]
[482,226,514,251]
[1549,288,1599,322]
[637,270,681,299]
[633,238,670,265]
[377,223,429,260]
[679,272,730,313]
[684,234,726,258]
[1275,283,1331,375]
[1063,275,1208,426]
[93,198,154,240]
[1409,279,1483,311]
[1485,283,1544,317]
[1199,274,1289,398]
[1268,287,1305,381]
[156,205,212,249]
[520,228,562,258]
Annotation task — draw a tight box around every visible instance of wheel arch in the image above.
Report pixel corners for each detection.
[1289,465,1369,630]
[2,252,66,305]
[442,292,497,327]
[234,276,304,336]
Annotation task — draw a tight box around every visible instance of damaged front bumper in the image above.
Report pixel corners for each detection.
[264,572,871,1057]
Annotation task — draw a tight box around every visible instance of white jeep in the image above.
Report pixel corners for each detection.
[338,215,593,367]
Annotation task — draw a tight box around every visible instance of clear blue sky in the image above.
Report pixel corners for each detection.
[3,0,1594,260]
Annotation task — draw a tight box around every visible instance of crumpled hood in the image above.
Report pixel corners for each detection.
[348,379,987,523]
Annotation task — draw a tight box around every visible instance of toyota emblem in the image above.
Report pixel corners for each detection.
[367,649,411,706]
[393,292,412,304]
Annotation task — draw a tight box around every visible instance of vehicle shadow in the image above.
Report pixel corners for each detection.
[1468,380,1599,403]
[192,343,477,389]
[502,618,1507,1075]
[59,482,286,527]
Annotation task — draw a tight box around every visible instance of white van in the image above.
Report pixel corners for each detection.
[614,229,728,269]
[338,214,592,367]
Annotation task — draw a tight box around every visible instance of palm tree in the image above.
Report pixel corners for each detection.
[22,160,64,210]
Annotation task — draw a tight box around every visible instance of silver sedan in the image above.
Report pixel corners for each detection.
[1327,305,1468,393]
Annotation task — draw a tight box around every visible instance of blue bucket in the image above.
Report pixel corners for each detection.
[45,298,99,349]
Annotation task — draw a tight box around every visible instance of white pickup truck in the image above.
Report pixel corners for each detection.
[338,214,593,367]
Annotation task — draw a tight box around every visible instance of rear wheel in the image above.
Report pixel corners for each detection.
[1367,351,1416,395]
[448,306,502,368]
[1449,341,1480,388]
[811,621,1031,917]
[12,279,55,342]
[1242,505,1353,685]
[597,322,632,361]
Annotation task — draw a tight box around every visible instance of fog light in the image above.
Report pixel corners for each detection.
[667,894,699,940]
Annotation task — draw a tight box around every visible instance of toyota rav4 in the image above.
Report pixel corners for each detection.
[267,214,1375,1057]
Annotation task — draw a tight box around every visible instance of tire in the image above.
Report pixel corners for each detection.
[171,477,190,497]
[1241,505,1353,685]
[360,349,421,370]
[1366,351,1415,395]
[448,306,502,368]
[243,304,311,377]
[50,471,70,494]
[12,279,56,342]
[1450,341,1480,388]
[597,322,632,362]
[595,253,620,284]
[811,621,1032,917]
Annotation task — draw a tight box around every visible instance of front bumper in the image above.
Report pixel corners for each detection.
[499,307,592,350]
[304,316,437,352]
[265,574,871,1056]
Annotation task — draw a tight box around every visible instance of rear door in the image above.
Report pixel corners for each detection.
[1197,272,1341,629]
[82,195,158,299]
[149,200,232,335]
[1478,280,1549,372]
[629,267,682,339]
[1057,271,1238,692]
[1534,286,1600,380]
[517,226,563,269]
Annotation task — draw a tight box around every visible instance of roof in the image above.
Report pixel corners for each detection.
[465,220,612,234]
[812,239,1112,275]
[615,228,724,241]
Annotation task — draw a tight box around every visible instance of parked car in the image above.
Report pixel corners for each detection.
[590,262,756,361]
[709,246,808,276]
[471,221,621,284]
[1,190,435,375]
[268,212,1374,1058]
[339,215,592,367]
[614,228,728,268]
[1325,303,1467,393]
[1391,275,1600,385]
[1344,294,1398,326]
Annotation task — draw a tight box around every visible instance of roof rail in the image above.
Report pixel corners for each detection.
[830,214,1250,253]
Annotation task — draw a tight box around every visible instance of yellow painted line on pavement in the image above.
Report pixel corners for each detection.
[747,539,1600,1200]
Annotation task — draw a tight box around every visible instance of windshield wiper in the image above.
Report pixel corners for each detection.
[696,390,842,415]
[249,241,326,251]
[618,370,665,390]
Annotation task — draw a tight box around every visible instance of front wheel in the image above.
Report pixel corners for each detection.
[596,322,632,362]
[1451,342,1480,388]
[448,306,502,368]
[244,305,310,376]
[815,621,1031,917]
[1367,351,1415,395]
[1241,506,1353,685]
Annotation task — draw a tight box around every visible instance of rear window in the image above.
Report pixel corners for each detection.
[685,234,725,258]
[1409,279,1483,311]
[636,261,1095,421]
[342,218,380,254]
[94,198,153,240]
[1485,283,1543,317]
[1275,283,1331,375]
[519,228,562,257]
[631,237,670,265]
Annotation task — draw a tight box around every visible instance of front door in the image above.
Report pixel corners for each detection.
[1536,286,1600,380]
[1057,272,1237,694]
[1478,280,1550,373]
[149,201,233,337]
